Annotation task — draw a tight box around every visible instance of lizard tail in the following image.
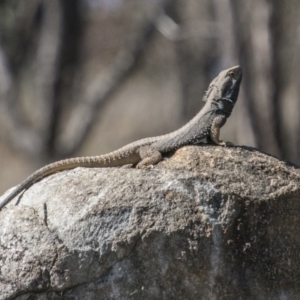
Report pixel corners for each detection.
[0,155,129,210]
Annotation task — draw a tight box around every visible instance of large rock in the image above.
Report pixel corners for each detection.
[0,145,300,299]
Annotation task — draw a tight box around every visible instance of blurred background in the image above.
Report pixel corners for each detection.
[0,0,299,194]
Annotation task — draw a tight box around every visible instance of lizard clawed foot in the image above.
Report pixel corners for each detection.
[218,141,234,147]
[120,164,134,169]
[136,164,154,170]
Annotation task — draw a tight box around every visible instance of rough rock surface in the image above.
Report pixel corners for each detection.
[0,145,300,300]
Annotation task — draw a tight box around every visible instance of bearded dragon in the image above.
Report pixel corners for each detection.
[0,65,242,210]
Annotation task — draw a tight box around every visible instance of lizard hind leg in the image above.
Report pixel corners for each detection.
[136,146,162,169]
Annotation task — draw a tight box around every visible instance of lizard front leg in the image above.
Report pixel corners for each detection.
[209,115,234,146]
[136,146,162,169]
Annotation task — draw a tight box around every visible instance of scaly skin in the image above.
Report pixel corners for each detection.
[0,66,242,210]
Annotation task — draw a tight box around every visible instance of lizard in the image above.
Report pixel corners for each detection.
[0,65,242,210]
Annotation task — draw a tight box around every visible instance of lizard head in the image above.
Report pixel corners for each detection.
[203,65,242,116]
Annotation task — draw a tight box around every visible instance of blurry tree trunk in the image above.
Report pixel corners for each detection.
[46,0,84,157]
[269,0,300,163]
[230,0,281,157]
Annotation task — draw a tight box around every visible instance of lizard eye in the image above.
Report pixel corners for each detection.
[227,70,235,77]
